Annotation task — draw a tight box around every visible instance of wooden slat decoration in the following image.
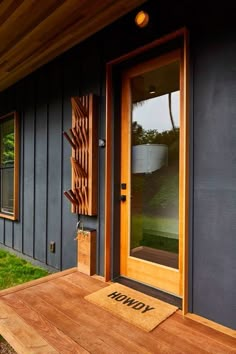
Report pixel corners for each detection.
[63,94,98,216]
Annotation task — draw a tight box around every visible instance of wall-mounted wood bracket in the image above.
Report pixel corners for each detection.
[64,94,98,215]
[76,229,96,275]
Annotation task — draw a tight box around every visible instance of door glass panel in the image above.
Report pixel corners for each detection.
[130,60,180,269]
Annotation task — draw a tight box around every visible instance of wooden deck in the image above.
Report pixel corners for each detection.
[0,268,235,354]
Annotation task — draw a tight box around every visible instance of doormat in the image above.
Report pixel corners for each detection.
[84,283,178,332]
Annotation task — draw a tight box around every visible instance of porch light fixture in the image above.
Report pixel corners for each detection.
[135,11,149,28]
[149,85,156,95]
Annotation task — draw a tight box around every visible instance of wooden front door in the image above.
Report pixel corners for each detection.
[120,50,186,296]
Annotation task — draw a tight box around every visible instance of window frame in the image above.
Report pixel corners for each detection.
[0,111,19,220]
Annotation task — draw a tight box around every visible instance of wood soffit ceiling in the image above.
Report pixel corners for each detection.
[0,0,146,92]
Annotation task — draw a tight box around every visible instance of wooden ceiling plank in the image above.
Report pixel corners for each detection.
[7,0,117,73]
[0,0,112,75]
[0,0,146,91]
[0,0,145,88]
[0,0,91,71]
[0,0,23,21]
[0,0,47,52]
[3,0,144,73]
[0,0,66,55]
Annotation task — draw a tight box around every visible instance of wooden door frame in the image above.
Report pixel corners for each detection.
[105,27,189,312]
[120,49,183,296]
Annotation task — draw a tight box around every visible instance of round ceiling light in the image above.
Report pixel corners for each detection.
[135,11,149,28]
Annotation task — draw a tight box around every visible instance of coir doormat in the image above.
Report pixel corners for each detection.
[84,283,177,332]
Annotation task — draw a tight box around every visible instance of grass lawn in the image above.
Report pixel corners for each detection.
[0,249,49,290]
[0,335,16,354]
[0,249,50,352]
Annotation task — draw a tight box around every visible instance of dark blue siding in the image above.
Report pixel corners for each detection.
[192,31,236,329]
[13,81,25,252]
[47,61,63,269]
[23,78,35,257]
[34,71,48,263]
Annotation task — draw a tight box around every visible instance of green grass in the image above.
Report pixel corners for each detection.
[0,249,49,290]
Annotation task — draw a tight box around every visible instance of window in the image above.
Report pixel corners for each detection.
[0,112,19,220]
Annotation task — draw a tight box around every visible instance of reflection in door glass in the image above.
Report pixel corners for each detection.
[130,60,180,269]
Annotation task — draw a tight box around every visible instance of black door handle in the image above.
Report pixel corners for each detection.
[120,195,126,202]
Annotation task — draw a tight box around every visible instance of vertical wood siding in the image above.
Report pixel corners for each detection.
[192,29,236,330]
[0,37,104,271]
[23,78,35,257]
[13,80,24,252]
[34,71,48,263]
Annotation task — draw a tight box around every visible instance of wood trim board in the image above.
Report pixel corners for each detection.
[0,111,19,220]
[185,313,236,339]
[104,64,113,281]
[120,49,184,296]
[181,29,189,315]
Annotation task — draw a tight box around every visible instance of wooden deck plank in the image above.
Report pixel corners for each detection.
[185,313,236,340]
[176,312,236,348]
[17,279,180,354]
[1,295,89,354]
[49,278,184,353]
[0,300,58,354]
[15,277,222,354]
[22,275,236,353]
[16,284,163,353]
[0,270,235,354]
[152,326,209,354]
[63,271,110,292]
[13,291,115,354]
[56,276,236,352]
[158,314,236,354]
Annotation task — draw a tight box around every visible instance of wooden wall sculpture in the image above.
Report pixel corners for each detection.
[63,94,98,216]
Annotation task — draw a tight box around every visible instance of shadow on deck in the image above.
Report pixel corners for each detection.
[0,268,235,353]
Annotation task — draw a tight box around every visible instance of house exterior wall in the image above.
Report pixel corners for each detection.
[0,36,105,271]
[0,1,235,329]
